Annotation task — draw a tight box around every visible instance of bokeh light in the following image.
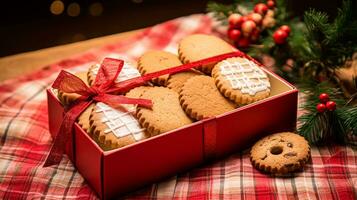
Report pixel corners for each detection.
[89,2,104,16]
[67,2,81,17]
[50,0,64,15]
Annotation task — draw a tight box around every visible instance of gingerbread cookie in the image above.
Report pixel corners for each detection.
[136,87,193,136]
[88,61,141,86]
[178,34,234,74]
[250,132,310,175]
[90,102,149,150]
[167,69,202,93]
[77,103,94,134]
[57,71,89,106]
[138,51,182,86]
[212,57,271,105]
[179,75,236,120]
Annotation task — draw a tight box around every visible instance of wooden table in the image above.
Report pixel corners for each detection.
[0,30,140,83]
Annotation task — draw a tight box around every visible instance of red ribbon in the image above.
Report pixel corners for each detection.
[44,50,252,167]
[44,58,153,167]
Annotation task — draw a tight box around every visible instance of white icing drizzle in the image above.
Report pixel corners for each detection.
[219,59,270,95]
[91,61,141,83]
[95,102,146,141]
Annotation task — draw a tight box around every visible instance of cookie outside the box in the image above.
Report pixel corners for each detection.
[250,132,310,175]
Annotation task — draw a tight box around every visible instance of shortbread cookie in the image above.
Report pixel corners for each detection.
[58,71,89,106]
[212,57,271,105]
[90,102,149,150]
[250,132,310,175]
[179,75,236,120]
[138,51,183,86]
[178,34,234,74]
[136,87,193,136]
[88,61,141,86]
[167,69,202,93]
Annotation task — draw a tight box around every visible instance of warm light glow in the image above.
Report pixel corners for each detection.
[67,2,81,17]
[89,2,104,16]
[50,0,64,15]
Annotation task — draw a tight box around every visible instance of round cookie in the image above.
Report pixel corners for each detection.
[88,61,141,86]
[167,69,202,93]
[179,75,237,120]
[90,102,149,151]
[77,103,94,134]
[138,51,183,86]
[178,34,234,74]
[58,71,89,106]
[125,86,153,99]
[212,57,271,105]
[136,87,193,136]
[250,132,310,175]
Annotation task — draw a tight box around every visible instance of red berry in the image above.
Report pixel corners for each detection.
[248,13,263,25]
[254,3,268,15]
[228,29,241,41]
[236,37,250,48]
[228,13,241,28]
[267,0,275,8]
[273,29,288,44]
[316,103,326,113]
[280,25,291,35]
[250,28,260,42]
[241,20,257,37]
[319,93,330,103]
[235,16,248,29]
[326,101,336,111]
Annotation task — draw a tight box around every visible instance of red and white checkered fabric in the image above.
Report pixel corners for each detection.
[0,14,356,199]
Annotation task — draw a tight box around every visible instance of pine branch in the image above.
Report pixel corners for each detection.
[206,2,236,24]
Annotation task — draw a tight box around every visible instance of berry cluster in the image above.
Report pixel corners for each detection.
[227,1,276,48]
[273,25,291,44]
[316,93,336,113]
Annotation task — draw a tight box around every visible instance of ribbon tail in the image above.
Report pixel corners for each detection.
[43,100,92,167]
[94,94,152,108]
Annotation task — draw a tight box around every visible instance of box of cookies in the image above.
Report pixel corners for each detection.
[46,34,298,199]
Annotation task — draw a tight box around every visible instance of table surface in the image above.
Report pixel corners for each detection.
[0,30,140,83]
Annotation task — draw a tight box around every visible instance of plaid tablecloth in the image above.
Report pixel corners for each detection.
[0,14,356,200]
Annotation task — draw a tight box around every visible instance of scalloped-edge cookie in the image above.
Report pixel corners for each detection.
[90,102,150,151]
[136,87,193,136]
[250,132,310,175]
[212,57,271,105]
[179,75,237,120]
[138,51,183,86]
[178,34,234,74]
[167,69,203,93]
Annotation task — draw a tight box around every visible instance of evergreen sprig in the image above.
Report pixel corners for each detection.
[298,81,357,144]
[303,0,357,70]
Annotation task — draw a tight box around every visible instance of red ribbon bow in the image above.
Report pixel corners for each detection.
[44,51,252,167]
[43,58,152,167]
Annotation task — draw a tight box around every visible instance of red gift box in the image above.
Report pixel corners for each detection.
[47,60,297,199]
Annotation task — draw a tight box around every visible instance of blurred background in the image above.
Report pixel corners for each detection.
[0,0,343,57]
